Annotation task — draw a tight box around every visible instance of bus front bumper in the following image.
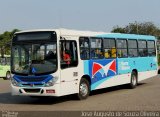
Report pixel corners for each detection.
[11,84,60,97]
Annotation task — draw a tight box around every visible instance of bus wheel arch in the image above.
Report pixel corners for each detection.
[77,75,91,100]
[129,69,138,89]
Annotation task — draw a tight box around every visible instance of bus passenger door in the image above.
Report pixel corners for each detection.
[59,39,79,95]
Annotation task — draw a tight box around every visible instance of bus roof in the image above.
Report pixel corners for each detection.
[15,28,107,37]
[15,28,156,40]
[97,33,156,40]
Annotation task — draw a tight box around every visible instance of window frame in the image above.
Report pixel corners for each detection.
[138,40,148,57]
[128,39,138,57]
[116,38,128,58]
[103,38,117,59]
[147,40,156,57]
[60,40,79,69]
[90,37,104,59]
[79,37,90,60]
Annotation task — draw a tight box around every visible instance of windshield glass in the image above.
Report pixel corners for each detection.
[11,43,57,75]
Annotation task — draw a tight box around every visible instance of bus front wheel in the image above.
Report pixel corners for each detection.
[77,78,90,100]
[129,71,138,89]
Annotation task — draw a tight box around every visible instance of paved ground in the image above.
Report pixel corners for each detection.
[0,75,160,112]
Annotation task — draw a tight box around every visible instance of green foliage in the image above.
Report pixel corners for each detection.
[111,26,125,33]
[0,29,20,57]
[112,21,160,65]
[111,21,160,38]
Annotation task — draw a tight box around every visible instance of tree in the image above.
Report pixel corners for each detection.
[111,26,125,33]
[0,29,20,57]
[111,21,160,39]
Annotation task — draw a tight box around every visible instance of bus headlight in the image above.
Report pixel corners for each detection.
[11,78,19,86]
[45,79,54,87]
[45,77,58,87]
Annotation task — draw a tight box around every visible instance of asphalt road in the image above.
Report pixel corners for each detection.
[0,75,160,112]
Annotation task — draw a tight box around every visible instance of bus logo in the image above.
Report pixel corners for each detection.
[92,60,116,78]
[32,67,37,74]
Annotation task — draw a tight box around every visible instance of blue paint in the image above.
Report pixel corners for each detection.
[97,33,156,40]
[83,59,117,90]
[13,75,53,87]
[84,60,89,75]
[91,76,113,90]
[83,56,157,90]
[117,57,157,74]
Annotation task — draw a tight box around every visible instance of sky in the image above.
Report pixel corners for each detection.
[0,0,160,33]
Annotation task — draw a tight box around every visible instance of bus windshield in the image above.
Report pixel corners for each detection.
[11,32,57,75]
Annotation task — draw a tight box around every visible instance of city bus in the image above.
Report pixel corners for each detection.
[0,55,11,80]
[10,29,158,99]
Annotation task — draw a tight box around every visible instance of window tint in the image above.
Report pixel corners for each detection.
[90,38,103,59]
[79,37,90,60]
[128,40,138,57]
[103,39,116,58]
[138,40,147,57]
[117,39,128,57]
[147,41,156,56]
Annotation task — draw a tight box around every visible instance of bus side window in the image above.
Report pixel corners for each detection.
[147,40,156,56]
[138,40,147,57]
[79,37,90,60]
[103,38,116,58]
[117,39,128,58]
[111,47,116,57]
[60,40,78,69]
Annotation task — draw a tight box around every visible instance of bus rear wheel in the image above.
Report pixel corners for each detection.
[77,78,90,100]
[129,71,138,89]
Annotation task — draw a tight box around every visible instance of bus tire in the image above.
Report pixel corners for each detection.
[129,71,138,89]
[77,78,90,100]
[4,71,11,80]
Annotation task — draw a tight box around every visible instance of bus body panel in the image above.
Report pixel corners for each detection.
[83,57,157,90]
[10,29,158,98]
[11,72,62,96]
[60,67,80,96]
[11,83,61,96]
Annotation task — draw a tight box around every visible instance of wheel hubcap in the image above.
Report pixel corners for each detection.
[6,73,11,79]
[132,75,137,86]
[80,83,88,97]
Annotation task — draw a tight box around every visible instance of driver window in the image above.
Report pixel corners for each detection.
[60,40,78,69]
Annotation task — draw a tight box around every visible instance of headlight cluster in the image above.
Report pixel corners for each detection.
[45,79,54,87]
[45,77,58,87]
[11,78,19,86]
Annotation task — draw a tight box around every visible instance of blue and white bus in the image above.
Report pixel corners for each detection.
[11,29,158,99]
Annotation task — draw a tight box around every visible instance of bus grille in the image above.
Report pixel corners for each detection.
[14,75,53,84]
[24,88,41,93]
[19,77,46,82]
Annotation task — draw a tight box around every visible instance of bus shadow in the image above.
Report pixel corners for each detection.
[90,83,146,96]
[0,83,146,105]
[0,92,77,105]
